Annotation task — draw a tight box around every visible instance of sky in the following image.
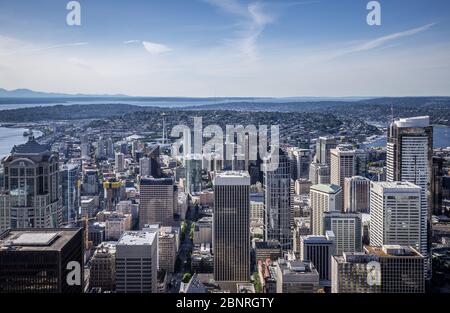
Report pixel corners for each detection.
[0,0,449,97]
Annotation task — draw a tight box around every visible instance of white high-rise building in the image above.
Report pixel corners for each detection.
[370,182,422,251]
[116,231,158,293]
[386,116,432,277]
[310,184,342,235]
[213,171,250,289]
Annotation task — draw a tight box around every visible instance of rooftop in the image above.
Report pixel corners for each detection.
[11,137,51,155]
[394,116,430,128]
[310,184,342,194]
[117,231,156,246]
[0,228,81,252]
[214,171,250,186]
[364,245,423,258]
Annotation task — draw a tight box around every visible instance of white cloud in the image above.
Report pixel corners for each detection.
[142,41,173,55]
[123,40,141,44]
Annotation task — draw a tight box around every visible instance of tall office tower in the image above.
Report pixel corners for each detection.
[387,116,432,276]
[147,145,162,178]
[331,252,381,293]
[330,145,366,189]
[431,156,444,216]
[300,231,336,283]
[106,138,114,159]
[82,169,99,195]
[185,154,202,193]
[139,177,176,228]
[213,171,250,288]
[116,231,158,293]
[115,152,125,172]
[344,176,370,213]
[96,138,106,159]
[310,184,342,235]
[364,245,425,293]
[263,149,292,251]
[60,164,80,223]
[370,182,422,250]
[288,148,312,180]
[309,161,330,185]
[323,212,362,255]
[0,228,83,293]
[275,259,320,293]
[139,157,152,177]
[315,136,337,165]
[0,137,61,231]
[89,242,116,291]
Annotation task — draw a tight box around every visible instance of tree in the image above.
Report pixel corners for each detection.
[182,273,192,284]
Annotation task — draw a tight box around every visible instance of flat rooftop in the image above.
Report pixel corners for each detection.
[214,171,250,186]
[0,228,81,252]
[365,245,423,258]
[117,231,156,246]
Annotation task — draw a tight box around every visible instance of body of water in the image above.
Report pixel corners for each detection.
[363,125,450,148]
[0,127,43,159]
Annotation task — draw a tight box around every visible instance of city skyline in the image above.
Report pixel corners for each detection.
[0,0,450,96]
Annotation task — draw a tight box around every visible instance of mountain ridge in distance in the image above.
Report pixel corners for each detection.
[0,88,128,98]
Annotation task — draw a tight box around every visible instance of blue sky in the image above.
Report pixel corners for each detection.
[0,0,449,96]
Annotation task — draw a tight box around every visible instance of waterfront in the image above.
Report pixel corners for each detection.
[363,125,450,149]
[0,127,42,158]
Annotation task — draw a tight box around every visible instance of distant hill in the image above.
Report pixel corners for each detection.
[0,88,127,98]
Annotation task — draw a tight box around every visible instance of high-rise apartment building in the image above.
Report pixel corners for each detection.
[330,145,366,189]
[116,231,158,293]
[0,137,61,231]
[310,184,342,235]
[213,171,250,288]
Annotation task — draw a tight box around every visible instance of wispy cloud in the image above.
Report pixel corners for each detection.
[0,40,88,57]
[123,40,141,44]
[205,0,276,61]
[142,41,173,55]
[334,23,437,58]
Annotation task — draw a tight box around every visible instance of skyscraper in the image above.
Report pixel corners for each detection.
[315,137,337,165]
[0,228,84,293]
[139,177,176,229]
[323,211,362,255]
[0,136,61,231]
[344,176,370,213]
[139,157,152,177]
[213,171,250,288]
[60,163,80,223]
[288,148,312,180]
[310,184,342,235]
[263,149,292,250]
[300,231,336,283]
[309,161,330,185]
[115,152,125,172]
[116,231,158,293]
[185,154,203,194]
[330,145,366,189]
[387,116,432,276]
[370,182,422,251]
